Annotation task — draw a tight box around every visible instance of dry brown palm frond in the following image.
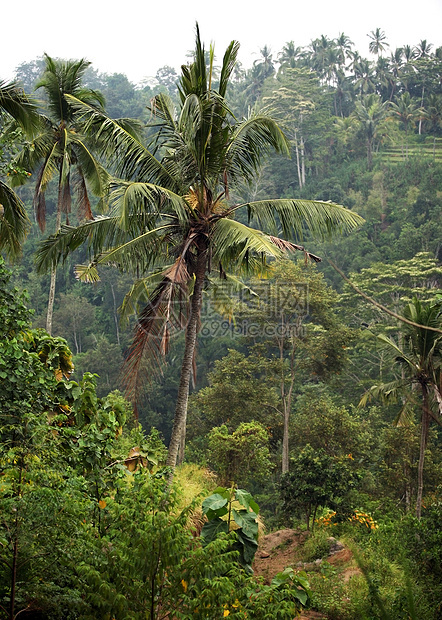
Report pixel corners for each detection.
[268,235,322,262]
[122,277,190,408]
[76,174,94,221]
[34,167,47,232]
[61,175,72,215]
[164,256,189,284]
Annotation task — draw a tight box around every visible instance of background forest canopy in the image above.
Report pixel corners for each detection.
[0,23,441,620]
[0,23,440,468]
[0,23,440,452]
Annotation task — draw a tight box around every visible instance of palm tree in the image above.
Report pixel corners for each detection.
[353,58,376,96]
[354,93,389,168]
[35,26,364,472]
[360,298,442,518]
[422,94,442,156]
[368,28,389,57]
[414,40,433,59]
[14,54,108,334]
[335,33,354,67]
[278,41,303,71]
[389,92,420,158]
[388,48,404,100]
[0,80,40,260]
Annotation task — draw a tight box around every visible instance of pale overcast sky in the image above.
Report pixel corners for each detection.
[3,0,442,86]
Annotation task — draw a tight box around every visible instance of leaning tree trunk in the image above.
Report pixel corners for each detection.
[416,384,430,519]
[166,243,207,476]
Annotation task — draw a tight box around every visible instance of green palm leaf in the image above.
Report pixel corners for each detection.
[0,181,30,260]
[240,198,364,241]
[212,218,283,266]
[0,80,41,135]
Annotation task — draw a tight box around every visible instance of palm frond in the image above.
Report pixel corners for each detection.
[212,218,283,268]
[11,123,56,183]
[376,333,416,371]
[0,80,41,135]
[0,180,30,260]
[74,263,100,283]
[65,95,177,188]
[122,277,189,401]
[35,215,130,272]
[119,271,169,324]
[238,198,364,241]
[109,181,189,231]
[70,136,110,198]
[268,236,322,262]
[87,223,175,273]
[358,379,410,407]
[219,40,240,98]
[393,397,417,427]
[35,55,96,123]
[226,112,290,183]
[75,171,95,222]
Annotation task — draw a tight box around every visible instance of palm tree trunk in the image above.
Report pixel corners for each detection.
[282,404,290,474]
[301,136,306,187]
[46,267,57,335]
[416,384,430,519]
[166,242,207,475]
[294,131,302,189]
[46,181,63,335]
[281,325,297,474]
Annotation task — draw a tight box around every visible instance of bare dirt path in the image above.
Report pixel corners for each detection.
[253,528,361,619]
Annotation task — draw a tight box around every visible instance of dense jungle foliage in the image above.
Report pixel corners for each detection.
[0,26,441,619]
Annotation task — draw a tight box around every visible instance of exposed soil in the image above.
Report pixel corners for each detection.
[252,529,362,620]
[253,528,307,583]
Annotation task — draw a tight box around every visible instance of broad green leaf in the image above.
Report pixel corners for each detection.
[235,529,258,565]
[235,488,259,514]
[232,509,259,539]
[200,518,229,545]
[202,493,228,517]
[271,567,294,587]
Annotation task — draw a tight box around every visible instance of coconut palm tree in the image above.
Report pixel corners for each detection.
[278,41,303,71]
[35,26,364,472]
[360,297,442,518]
[422,94,442,156]
[414,40,433,59]
[335,33,354,67]
[14,54,108,334]
[0,80,40,260]
[368,28,389,57]
[354,93,389,168]
[389,92,420,158]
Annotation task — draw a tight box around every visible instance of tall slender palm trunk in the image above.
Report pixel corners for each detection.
[45,193,62,335]
[416,383,430,519]
[166,242,207,475]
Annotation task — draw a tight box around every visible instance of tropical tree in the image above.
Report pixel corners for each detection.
[388,48,405,100]
[35,26,364,473]
[414,40,433,59]
[422,94,442,156]
[13,54,108,334]
[278,41,303,71]
[360,297,442,518]
[368,28,389,57]
[0,80,40,260]
[353,58,376,96]
[335,33,355,67]
[353,93,389,168]
[389,92,420,158]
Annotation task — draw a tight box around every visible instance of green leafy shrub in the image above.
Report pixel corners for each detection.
[302,529,334,561]
[201,486,260,573]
